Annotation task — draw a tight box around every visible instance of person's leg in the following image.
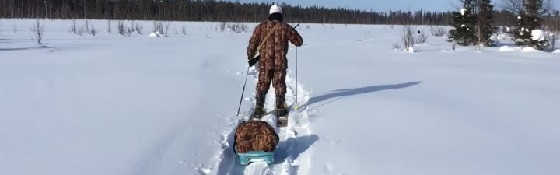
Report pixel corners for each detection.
[273,69,288,116]
[253,68,272,118]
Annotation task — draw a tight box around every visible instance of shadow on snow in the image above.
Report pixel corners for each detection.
[0,45,51,51]
[275,135,319,162]
[302,81,422,108]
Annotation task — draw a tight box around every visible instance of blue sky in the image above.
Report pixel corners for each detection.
[232,0,560,11]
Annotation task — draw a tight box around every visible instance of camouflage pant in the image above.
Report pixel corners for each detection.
[256,68,286,109]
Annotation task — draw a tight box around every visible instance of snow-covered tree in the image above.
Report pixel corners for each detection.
[513,0,546,46]
[450,0,478,45]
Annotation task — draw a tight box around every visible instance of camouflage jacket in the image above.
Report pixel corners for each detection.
[247,20,303,70]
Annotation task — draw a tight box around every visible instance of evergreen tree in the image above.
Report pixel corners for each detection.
[513,0,545,46]
[513,13,534,45]
[450,0,478,45]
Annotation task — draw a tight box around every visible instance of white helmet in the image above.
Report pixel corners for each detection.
[269,4,282,14]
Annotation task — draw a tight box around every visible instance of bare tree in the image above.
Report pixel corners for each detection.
[502,0,524,14]
[31,20,44,45]
[118,21,127,36]
[70,19,77,34]
[164,22,171,36]
[89,25,96,36]
[134,22,143,35]
[107,20,112,33]
[476,0,495,46]
[181,26,187,36]
[402,25,415,52]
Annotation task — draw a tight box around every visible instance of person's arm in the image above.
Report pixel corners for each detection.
[288,25,303,47]
[247,24,262,60]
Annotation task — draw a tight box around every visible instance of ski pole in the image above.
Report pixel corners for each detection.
[236,66,250,116]
[294,24,300,110]
[294,46,298,110]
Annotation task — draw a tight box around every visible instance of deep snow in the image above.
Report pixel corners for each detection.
[1,19,559,175]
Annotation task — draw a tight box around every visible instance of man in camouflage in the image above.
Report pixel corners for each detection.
[247,4,303,123]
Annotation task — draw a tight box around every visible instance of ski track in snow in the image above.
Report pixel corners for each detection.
[208,70,316,175]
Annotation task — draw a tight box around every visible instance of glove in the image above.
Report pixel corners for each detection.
[248,55,260,67]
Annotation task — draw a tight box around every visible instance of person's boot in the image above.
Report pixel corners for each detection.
[275,107,289,127]
[250,95,266,120]
[275,96,289,127]
[250,106,265,120]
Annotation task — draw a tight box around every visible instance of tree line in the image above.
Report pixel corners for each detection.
[0,0,556,27]
[0,0,452,25]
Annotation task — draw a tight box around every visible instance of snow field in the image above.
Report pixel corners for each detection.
[1,19,560,175]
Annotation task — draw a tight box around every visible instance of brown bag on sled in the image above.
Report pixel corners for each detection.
[234,121,279,153]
